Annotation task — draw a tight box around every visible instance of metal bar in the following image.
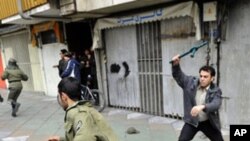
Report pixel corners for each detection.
[138,58,162,61]
[136,25,140,112]
[139,25,146,113]
[146,24,151,114]
[154,22,160,115]
[145,24,151,114]
[157,21,163,116]
[142,24,147,113]
[149,23,155,115]
[169,41,208,64]
[155,22,160,115]
[143,24,149,113]
[152,23,157,115]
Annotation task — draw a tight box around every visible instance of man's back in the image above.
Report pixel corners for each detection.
[61,58,81,81]
[2,68,28,88]
[58,59,67,75]
[65,101,119,141]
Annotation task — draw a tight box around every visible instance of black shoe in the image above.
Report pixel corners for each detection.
[11,103,20,117]
[11,112,17,117]
[0,96,3,102]
[14,103,21,113]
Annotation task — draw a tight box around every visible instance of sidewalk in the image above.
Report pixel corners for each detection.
[0,89,229,141]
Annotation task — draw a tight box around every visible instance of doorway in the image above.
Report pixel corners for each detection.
[65,21,97,89]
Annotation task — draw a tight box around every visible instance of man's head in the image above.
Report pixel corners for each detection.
[84,49,90,55]
[63,52,72,61]
[199,65,216,88]
[60,49,68,59]
[8,58,17,65]
[57,77,82,110]
[7,58,19,69]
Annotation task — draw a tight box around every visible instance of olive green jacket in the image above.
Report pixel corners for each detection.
[62,101,119,141]
[1,68,28,88]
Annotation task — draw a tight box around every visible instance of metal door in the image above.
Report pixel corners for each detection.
[1,31,34,91]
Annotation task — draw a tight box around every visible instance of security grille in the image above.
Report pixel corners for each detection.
[137,22,163,115]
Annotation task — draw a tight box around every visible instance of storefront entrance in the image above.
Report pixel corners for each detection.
[65,21,97,89]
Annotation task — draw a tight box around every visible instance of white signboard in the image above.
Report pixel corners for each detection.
[203,2,217,22]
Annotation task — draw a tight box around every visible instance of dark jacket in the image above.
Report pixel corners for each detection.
[61,59,81,81]
[1,68,28,89]
[58,59,68,76]
[172,64,222,131]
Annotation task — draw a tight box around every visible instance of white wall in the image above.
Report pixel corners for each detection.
[105,26,140,108]
[41,43,68,96]
[161,17,207,116]
[220,0,250,127]
[28,44,45,92]
[76,0,135,11]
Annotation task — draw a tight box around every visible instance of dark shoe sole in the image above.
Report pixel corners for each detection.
[11,113,17,117]
[14,103,21,113]
[0,96,3,102]
[12,103,21,117]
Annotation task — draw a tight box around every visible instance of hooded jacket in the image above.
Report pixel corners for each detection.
[172,64,222,131]
[61,58,81,81]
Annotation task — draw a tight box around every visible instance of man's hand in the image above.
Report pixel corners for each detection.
[190,105,205,117]
[48,136,60,141]
[52,65,58,68]
[171,55,180,65]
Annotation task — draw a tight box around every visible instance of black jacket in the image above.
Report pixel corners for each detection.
[172,64,222,131]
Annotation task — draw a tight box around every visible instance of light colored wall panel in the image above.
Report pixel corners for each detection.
[220,0,250,128]
[41,43,68,96]
[161,17,208,116]
[76,0,137,11]
[1,31,34,91]
[28,44,45,92]
[105,26,140,108]
[76,0,112,11]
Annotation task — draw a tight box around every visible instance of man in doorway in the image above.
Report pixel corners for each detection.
[53,49,68,76]
[48,77,119,141]
[79,49,97,88]
[171,55,224,141]
[60,52,81,81]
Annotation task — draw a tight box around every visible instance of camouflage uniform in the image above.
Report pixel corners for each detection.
[1,58,28,117]
[62,101,119,141]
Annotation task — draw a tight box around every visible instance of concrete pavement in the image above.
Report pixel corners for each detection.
[0,89,229,141]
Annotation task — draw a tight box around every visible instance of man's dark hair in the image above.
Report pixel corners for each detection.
[61,49,68,54]
[199,65,216,77]
[58,77,82,101]
[64,51,72,58]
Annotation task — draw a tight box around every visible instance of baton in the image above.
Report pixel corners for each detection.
[169,41,208,64]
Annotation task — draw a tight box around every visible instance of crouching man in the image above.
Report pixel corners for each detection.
[48,77,119,141]
[171,55,224,141]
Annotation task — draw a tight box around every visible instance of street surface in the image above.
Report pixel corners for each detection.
[0,89,229,141]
